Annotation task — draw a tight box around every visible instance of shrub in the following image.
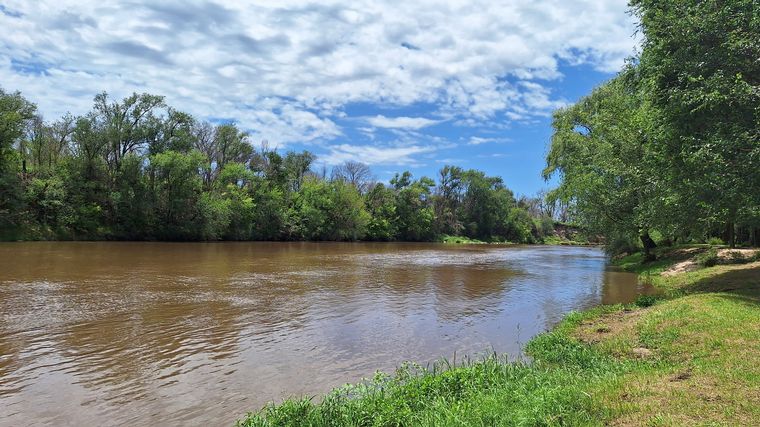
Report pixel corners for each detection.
[706,237,725,246]
[605,235,638,256]
[635,294,659,308]
[695,248,719,267]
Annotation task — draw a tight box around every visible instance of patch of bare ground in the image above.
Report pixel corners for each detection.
[661,248,759,277]
[658,246,707,276]
[661,259,699,276]
[573,308,646,356]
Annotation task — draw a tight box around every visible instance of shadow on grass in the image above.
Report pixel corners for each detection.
[684,263,760,303]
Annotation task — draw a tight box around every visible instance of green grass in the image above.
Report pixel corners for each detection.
[439,235,489,244]
[237,248,760,426]
[573,263,760,425]
[612,251,674,275]
[542,235,592,246]
[577,250,760,425]
[238,306,629,427]
[439,233,593,246]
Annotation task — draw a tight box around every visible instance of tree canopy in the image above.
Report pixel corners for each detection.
[545,0,759,253]
[0,90,549,243]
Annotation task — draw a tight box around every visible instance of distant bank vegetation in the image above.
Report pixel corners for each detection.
[0,90,568,242]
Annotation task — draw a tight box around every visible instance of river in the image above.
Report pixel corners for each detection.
[0,242,654,426]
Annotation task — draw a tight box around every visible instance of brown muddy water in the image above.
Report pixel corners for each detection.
[0,242,655,426]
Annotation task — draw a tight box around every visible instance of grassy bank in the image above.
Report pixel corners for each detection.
[438,234,590,245]
[439,235,490,244]
[542,235,594,246]
[237,247,760,426]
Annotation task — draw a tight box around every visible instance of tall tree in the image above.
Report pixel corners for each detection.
[91,92,166,174]
[149,150,208,240]
[331,161,374,193]
[460,170,515,240]
[364,183,398,241]
[283,151,316,192]
[433,165,464,236]
[631,0,760,246]
[0,88,36,234]
[544,72,665,257]
[391,172,435,241]
[25,114,75,173]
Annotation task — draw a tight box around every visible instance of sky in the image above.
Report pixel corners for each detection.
[0,1,640,195]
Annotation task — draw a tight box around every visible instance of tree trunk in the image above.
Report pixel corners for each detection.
[724,221,736,248]
[640,231,657,262]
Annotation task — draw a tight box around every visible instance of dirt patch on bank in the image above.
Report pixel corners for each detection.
[662,259,700,276]
[716,248,759,260]
[574,308,646,357]
[661,248,758,277]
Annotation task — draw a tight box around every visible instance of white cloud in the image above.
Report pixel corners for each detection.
[320,143,438,166]
[0,0,639,149]
[467,136,510,145]
[435,158,466,164]
[366,115,441,130]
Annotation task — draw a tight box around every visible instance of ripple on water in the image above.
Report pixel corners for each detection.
[0,242,643,427]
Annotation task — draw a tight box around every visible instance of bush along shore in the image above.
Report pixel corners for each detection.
[236,246,760,426]
[2,84,575,244]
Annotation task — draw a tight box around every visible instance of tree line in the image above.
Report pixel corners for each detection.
[544,0,759,256]
[0,89,558,242]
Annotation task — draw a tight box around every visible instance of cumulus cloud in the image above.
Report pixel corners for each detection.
[0,0,638,152]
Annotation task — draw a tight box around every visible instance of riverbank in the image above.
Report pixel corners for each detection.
[236,246,760,426]
[1,234,587,246]
[439,234,594,246]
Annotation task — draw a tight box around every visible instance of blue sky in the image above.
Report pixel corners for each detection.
[295,63,617,195]
[0,1,638,196]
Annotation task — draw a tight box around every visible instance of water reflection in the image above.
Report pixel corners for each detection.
[0,242,646,427]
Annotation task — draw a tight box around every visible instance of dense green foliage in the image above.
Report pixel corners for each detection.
[0,89,548,242]
[545,0,759,254]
